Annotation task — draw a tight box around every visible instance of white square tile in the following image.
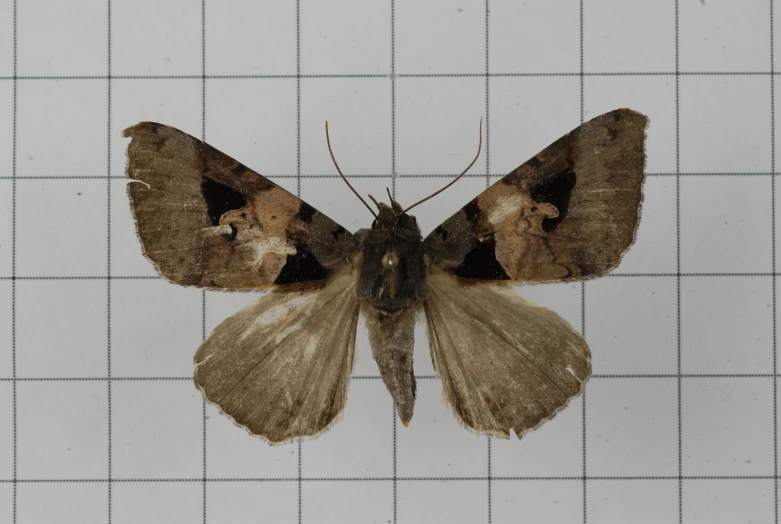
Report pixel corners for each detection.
[0,282,9,378]
[492,480,581,523]
[205,0,296,76]
[16,180,107,277]
[396,76,486,175]
[589,480,679,524]
[17,0,107,76]
[300,78,391,176]
[680,177,772,273]
[206,402,297,479]
[110,179,159,277]
[490,0,579,74]
[16,80,107,177]
[587,277,677,375]
[679,77,771,173]
[683,378,774,476]
[397,480,486,523]
[488,76,581,177]
[0,383,11,479]
[207,482,297,523]
[111,380,203,478]
[300,176,393,235]
[303,481,392,523]
[491,396,583,478]
[206,78,298,175]
[16,280,107,377]
[111,279,202,377]
[0,0,11,77]
[683,479,774,524]
[584,76,677,174]
[396,174,489,241]
[304,380,393,478]
[587,378,678,476]
[112,482,201,524]
[111,0,201,76]
[17,381,108,479]
[111,79,202,179]
[16,483,107,524]
[584,0,676,73]
[616,177,677,274]
[0,485,10,523]
[395,0,484,74]
[0,180,10,277]
[0,82,11,176]
[681,276,772,374]
[396,380,488,478]
[300,0,390,75]
[680,1,770,72]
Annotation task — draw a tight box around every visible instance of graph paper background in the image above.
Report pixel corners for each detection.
[0,0,778,522]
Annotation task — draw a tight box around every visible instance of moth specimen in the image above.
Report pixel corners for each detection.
[123,108,647,443]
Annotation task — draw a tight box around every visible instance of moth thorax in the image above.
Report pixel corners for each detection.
[381,251,400,271]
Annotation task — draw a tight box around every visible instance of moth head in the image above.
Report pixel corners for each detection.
[371,200,420,234]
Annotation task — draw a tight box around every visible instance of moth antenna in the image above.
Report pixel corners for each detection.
[367,193,381,209]
[386,187,393,202]
[325,121,378,218]
[401,116,483,215]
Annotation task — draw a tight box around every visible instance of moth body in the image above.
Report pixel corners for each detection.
[355,200,427,424]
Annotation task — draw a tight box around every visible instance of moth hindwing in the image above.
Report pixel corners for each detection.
[124,108,647,442]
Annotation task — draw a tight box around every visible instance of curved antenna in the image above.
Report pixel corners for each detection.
[325,121,377,219]
[402,117,483,215]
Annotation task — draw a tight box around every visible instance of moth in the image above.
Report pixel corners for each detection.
[123,108,647,443]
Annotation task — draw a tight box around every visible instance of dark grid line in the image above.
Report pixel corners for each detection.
[771,1,779,523]
[2,373,779,383]
[2,171,780,180]
[484,2,492,523]
[579,2,588,522]
[675,1,683,522]
[10,1,17,522]
[3,272,780,282]
[296,2,303,522]
[106,2,113,522]
[200,2,208,523]
[390,1,398,523]
[6,70,781,81]
[0,475,777,483]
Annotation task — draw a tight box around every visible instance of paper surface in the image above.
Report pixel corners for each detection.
[0,1,777,523]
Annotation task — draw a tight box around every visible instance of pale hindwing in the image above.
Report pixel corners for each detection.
[424,269,591,438]
[194,270,360,443]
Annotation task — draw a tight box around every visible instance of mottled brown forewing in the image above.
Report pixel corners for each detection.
[123,122,358,290]
[424,108,647,283]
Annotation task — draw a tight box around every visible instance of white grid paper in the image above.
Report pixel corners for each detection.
[0,0,778,523]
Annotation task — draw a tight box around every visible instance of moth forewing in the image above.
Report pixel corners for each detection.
[424,108,647,284]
